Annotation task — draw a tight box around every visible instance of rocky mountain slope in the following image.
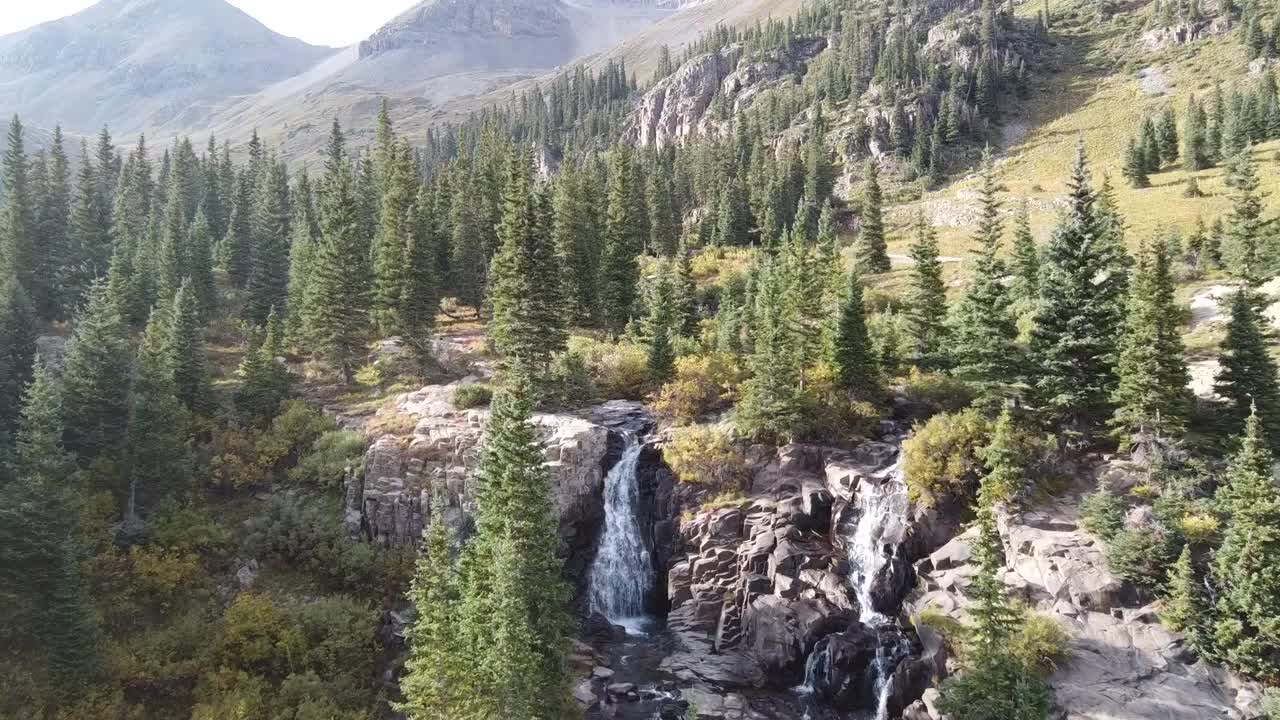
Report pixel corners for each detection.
[0,0,334,135]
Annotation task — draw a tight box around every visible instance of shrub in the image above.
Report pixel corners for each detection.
[1106,527,1173,589]
[208,429,267,490]
[548,349,598,408]
[1011,612,1071,676]
[1178,512,1220,542]
[1080,478,1127,541]
[255,401,336,476]
[452,383,493,409]
[664,425,749,488]
[243,495,413,596]
[902,410,990,507]
[289,430,367,489]
[219,593,303,679]
[700,489,748,512]
[148,500,233,558]
[289,596,378,691]
[900,368,977,413]
[918,607,971,660]
[651,352,742,425]
[1263,688,1280,720]
[569,336,651,400]
[937,655,1050,720]
[354,363,383,388]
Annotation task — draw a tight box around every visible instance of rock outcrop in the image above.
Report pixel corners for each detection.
[1141,16,1233,51]
[909,471,1265,720]
[344,380,654,586]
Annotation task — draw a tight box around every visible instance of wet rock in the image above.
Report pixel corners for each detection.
[803,623,918,715]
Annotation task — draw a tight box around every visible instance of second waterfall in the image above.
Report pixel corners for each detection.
[587,433,654,633]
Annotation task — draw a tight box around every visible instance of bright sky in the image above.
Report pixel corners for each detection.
[0,0,421,48]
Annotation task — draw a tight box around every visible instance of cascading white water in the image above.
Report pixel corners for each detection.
[848,463,911,720]
[847,463,910,627]
[587,434,654,633]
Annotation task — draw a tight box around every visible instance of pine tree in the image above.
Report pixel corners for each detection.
[401,186,442,368]
[1215,287,1280,447]
[979,408,1024,505]
[33,126,70,320]
[62,281,132,468]
[1123,137,1151,188]
[1,116,34,292]
[832,268,880,398]
[647,172,679,257]
[738,260,804,441]
[1029,144,1128,424]
[953,153,1021,398]
[129,305,191,508]
[1110,238,1192,440]
[1140,116,1163,172]
[234,309,292,424]
[646,261,679,383]
[553,165,600,325]
[1212,407,1280,677]
[601,147,643,334]
[373,140,417,334]
[457,378,575,719]
[904,211,949,368]
[0,275,35,437]
[69,140,112,301]
[14,362,71,482]
[1224,148,1268,285]
[285,186,320,342]
[804,102,835,203]
[186,209,217,319]
[1009,200,1039,303]
[1183,96,1211,171]
[245,159,291,325]
[46,540,101,688]
[221,173,253,288]
[488,148,566,376]
[1163,544,1205,643]
[1158,107,1180,165]
[308,134,373,384]
[969,498,1021,656]
[398,501,471,719]
[167,279,208,414]
[856,160,890,274]
[449,178,486,314]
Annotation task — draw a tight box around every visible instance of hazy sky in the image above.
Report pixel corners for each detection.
[0,0,420,47]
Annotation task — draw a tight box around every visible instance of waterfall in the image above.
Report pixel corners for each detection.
[587,433,654,633]
[847,462,909,626]
[849,463,911,720]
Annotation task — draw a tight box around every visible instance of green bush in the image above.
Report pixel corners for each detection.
[1011,612,1071,676]
[568,336,651,400]
[1080,478,1127,541]
[1106,527,1173,590]
[256,401,336,477]
[452,383,493,409]
[548,350,598,408]
[900,367,978,413]
[902,409,990,507]
[243,496,413,596]
[289,596,378,692]
[651,352,742,425]
[664,425,749,488]
[937,655,1050,720]
[289,430,367,489]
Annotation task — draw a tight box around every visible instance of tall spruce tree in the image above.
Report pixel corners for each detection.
[62,281,132,470]
[646,260,679,383]
[186,209,217,319]
[33,126,70,320]
[0,275,35,437]
[856,159,891,274]
[129,305,191,509]
[1224,148,1269,285]
[245,159,291,325]
[308,127,373,384]
[1029,144,1128,424]
[167,280,208,414]
[1215,287,1280,447]
[457,378,575,719]
[401,187,442,368]
[398,501,471,719]
[488,148,566,376]
[738,260,804,440]
[1183,96,1211,171]
[952,152,1021,398]
[1,116,34,291]
[904,211,949,368]
[1109,238,1192,440]
[373,140,417,334]
[1009,199,1040,303]
[832,268,880,398]
[601,147,643,334]
[1212,407,1280,677]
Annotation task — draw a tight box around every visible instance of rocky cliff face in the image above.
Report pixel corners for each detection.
[907,460,1266,720]
[343,379,657,589]
[624,38,827,147]
[357,0,570,60]
[0,0,333,134]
